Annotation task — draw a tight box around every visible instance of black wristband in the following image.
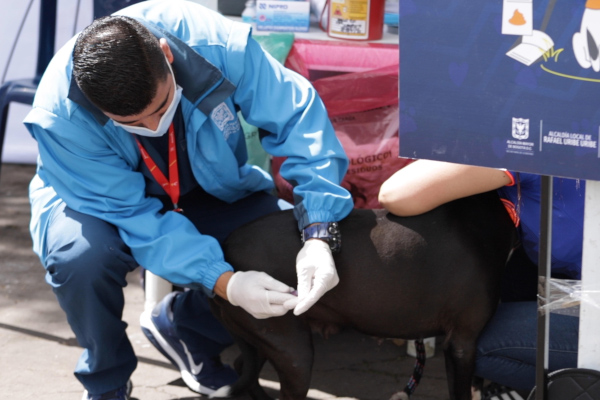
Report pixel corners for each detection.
[301,222,341,254]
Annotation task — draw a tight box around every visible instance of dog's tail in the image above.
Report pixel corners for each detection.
[389,339,426,400]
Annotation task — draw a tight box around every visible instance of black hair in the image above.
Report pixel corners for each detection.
[72,15,169,116]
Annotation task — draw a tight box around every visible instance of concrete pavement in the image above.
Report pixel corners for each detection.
[0,163,450,400]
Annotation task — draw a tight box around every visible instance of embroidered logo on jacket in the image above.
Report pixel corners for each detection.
[211,102,241,140]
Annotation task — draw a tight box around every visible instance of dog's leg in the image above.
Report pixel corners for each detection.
[470,376,484,400]
[257,320,314,400]
[210,300,275,400]
[443,336,477,400]
[229,337,272,400]
[214,298,314,400]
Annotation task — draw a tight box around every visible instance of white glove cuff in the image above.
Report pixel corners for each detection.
[301,238,333,256]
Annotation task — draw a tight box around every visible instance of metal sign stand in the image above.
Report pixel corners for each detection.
[535,175,552,400]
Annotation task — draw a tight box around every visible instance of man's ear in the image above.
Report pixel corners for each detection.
[159,38,174,64]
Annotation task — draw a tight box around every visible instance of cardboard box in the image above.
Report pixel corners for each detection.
[256,0,310,32]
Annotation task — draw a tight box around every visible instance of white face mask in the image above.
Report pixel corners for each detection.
[113,59,182,137]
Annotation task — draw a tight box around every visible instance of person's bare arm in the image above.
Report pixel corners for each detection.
[378,159,512,216]
[214,271,234,300]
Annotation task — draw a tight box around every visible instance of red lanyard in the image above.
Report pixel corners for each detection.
[134,123,183,213]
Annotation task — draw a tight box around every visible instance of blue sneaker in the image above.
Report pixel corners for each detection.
[140,292,238,396]
[81,381,132,400]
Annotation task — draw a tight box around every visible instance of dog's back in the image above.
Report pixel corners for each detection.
[213,190,517,400]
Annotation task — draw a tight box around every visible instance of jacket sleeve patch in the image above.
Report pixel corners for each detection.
[211,102,241,140]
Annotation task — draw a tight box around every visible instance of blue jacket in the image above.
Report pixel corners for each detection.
[498,172,584,280]
[25,0,353,291]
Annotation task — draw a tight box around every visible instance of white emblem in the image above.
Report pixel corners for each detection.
[211,102,241,140]
[512,117,529,140]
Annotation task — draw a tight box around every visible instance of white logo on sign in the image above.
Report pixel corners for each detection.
[512,117,529,140]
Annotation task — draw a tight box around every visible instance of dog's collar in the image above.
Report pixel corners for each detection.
[301,222,341,254]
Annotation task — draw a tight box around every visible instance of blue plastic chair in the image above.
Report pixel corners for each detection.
[0,0,144,179]
[0,0,57,176]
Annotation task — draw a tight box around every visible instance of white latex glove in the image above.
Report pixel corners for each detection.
[226,271,297,319]
[283,239,339,316]
[572,7,600,72]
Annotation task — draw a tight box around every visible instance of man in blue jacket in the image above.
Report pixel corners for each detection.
[25,1,353,399]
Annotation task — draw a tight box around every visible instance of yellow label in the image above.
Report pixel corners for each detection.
[328,0,370,39]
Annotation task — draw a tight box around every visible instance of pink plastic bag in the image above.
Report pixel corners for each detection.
[274,42,412,209]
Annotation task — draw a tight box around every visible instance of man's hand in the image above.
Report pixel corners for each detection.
[225,270,297,319]
[284,239,338,315]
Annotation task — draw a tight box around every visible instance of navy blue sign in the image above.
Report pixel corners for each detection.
[399,0,600,180]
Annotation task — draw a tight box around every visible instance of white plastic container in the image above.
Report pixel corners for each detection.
[241,0,257,24]
[255,0,311,32]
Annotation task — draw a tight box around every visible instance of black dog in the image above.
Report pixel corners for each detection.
[210,190,517,400]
